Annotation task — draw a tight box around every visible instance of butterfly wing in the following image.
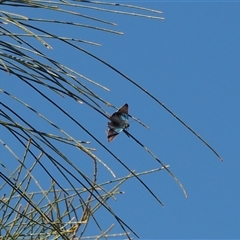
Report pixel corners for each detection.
[118,103,128,122]
[117,103,128,114]
[109,112,123,126]
[107,103,129,142]
[107,128,119,142]
[108,122,124,134]
[109,103,129,125]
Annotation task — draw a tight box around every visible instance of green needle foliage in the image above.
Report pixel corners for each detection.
[0,1,222,239]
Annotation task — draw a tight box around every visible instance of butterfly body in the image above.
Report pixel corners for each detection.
[107,103,129,142]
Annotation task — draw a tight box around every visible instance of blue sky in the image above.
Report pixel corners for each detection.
[1,1,240,239]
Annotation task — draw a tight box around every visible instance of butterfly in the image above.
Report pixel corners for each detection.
[107,103,130,142]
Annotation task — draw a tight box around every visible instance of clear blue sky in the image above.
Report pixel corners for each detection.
[1,1,240,239]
